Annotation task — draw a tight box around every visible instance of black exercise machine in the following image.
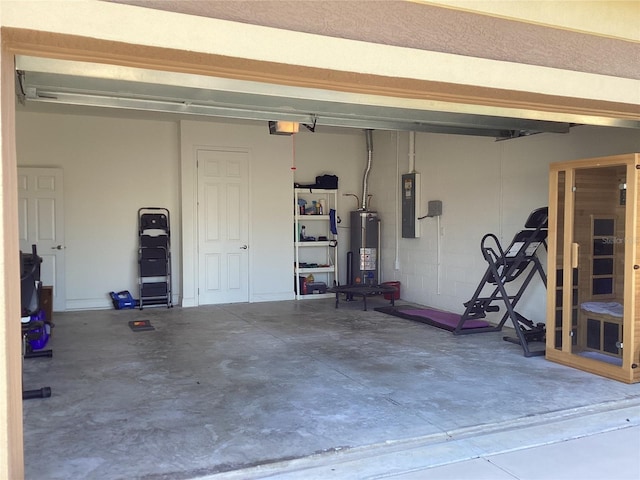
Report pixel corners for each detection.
[453,207,548,357]
[21,245,52,399]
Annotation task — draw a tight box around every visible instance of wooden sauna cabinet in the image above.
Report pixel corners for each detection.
[546,153,639,383]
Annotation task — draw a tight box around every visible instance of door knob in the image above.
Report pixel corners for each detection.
[51,245,64,250]
[240,245,248,250]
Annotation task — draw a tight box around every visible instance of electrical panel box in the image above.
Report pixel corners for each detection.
[402,172,420,238]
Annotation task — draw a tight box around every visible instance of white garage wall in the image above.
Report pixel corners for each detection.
[265,127,370,296]
[179,119,369,305]
[16,109,371,309]
[293,128,375,286]
[15,109,640,318]
[370,125,640,325]
[16,108,181,310]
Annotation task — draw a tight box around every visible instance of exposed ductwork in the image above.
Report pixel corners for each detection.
[361,129,374,211]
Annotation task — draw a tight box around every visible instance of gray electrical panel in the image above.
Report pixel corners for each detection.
[402,173,420,238]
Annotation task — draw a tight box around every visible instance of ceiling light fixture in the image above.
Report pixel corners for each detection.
[269,121,299,135]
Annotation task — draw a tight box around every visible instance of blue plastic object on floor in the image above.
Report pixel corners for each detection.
[110,290,138,309]
[25,309,50,350]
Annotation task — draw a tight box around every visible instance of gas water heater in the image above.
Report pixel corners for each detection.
[349,129,381,285]
[350,210,381,285]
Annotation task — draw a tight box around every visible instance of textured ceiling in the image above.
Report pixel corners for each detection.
[105,0,639,80]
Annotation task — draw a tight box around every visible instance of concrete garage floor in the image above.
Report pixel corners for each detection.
[22,297,640,479]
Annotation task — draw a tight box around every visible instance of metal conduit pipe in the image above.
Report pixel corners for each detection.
[409,131,416,172]
[361,129,374,211]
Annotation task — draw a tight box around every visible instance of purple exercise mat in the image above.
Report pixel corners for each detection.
[400,308,490,329]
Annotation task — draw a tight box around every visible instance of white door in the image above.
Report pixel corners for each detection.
[17,167,66,311]
[197,148,249,304]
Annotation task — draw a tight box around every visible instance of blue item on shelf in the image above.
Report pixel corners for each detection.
[330,209,338,234]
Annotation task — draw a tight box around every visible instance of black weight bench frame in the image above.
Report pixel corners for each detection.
[330,284,397,311]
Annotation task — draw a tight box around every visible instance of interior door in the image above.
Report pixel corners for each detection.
[17,167,66,311]
[197,148,249,304]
